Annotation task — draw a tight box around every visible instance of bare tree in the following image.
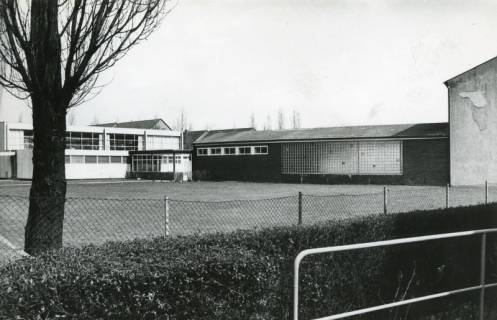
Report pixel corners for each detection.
[277,108,285,130]
[0,0,169,255]
[291,109,302,129]
[91,114,100,125]
[249,112,256,129]
[263,114,272,131]
[174,108,192,131]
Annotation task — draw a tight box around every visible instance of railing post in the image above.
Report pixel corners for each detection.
[485,181,488,204]
[479,232,487,320]
[383,187,388,214]
[446,184,450,208]
[298,192,303,225]
[164,196,170,237]
[293,256,301,320]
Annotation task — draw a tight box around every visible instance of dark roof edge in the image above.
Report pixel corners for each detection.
[129,149,193,154]
[444,55,497,86]
[193,135,448,146]
[95,118,172,130]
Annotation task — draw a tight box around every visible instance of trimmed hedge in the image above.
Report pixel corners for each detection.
[1,204,496,319]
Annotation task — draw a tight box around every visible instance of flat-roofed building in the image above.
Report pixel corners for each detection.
[0,119,189,180]
[192,123,450,185]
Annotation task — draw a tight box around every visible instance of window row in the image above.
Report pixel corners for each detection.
[131,154,191,172]
[108,133,144,151]
[9,130,178,152]
[64,155,128,164]
[66,132,102,150]
[197,146,268,156]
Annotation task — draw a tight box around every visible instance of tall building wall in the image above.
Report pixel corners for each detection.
[447,57,497,185]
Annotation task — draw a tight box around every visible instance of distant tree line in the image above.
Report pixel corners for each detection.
[250,109,302,131]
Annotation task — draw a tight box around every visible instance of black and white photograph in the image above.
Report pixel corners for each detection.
[0,0,497,319]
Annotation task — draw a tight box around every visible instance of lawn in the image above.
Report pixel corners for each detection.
[0,179,495,265]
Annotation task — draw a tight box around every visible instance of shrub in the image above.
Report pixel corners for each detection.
[1,204,496,319]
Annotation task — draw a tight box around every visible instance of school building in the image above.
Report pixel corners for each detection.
[0,119,192,180]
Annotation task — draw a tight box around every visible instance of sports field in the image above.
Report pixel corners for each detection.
[0,179,434,199]
[0,179,495,265]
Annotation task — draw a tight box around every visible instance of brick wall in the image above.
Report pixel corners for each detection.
[193,139,450,186]
[402,139,449,185]
[192,144,281,182]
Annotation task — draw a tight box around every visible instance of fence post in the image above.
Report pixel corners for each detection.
[298,192,303,225]
[164,196,170,237]
[446,184,450,208]
[485,181,488,204]
[479,232,487,320]
[383,187,388,214]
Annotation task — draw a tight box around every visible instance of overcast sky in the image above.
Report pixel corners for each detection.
[2,0,497,130]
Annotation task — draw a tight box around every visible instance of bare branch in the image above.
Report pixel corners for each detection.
[0,0,170,108]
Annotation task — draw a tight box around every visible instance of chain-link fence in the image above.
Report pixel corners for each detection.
[1,183,497,265]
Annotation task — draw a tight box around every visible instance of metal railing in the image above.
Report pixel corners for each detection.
[293,228,497,320]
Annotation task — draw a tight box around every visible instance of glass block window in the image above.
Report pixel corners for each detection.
[282,140,402,175]
[318,141,358,174]
[358,141,402,175]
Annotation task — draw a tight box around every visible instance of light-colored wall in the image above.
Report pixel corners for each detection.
[16,149,131,180]
[0,152,14,178]
[447,57,497,185]
[66,163,128,179]
[16,149,33,179]
[65,149,129,179]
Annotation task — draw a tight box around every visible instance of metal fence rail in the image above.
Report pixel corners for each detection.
[1,182,496,265]
[293,228,497,320]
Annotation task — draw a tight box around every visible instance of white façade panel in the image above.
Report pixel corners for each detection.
[447,58,497,185]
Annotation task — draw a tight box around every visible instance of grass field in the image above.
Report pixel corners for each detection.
[1,179,496,265]
[0,179,436,199]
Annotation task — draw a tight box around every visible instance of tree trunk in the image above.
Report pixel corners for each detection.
[25,101,67,255]
[24,0,66,255]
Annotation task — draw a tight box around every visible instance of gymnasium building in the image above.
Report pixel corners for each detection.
[192,56,497,186]
[192,123,449,185]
